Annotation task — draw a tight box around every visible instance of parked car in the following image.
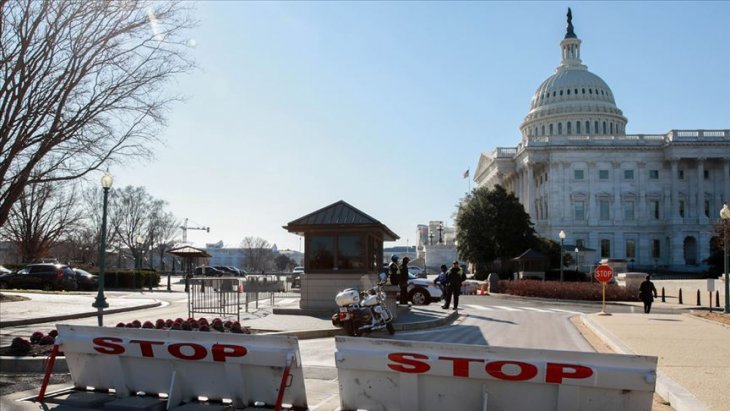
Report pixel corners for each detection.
[193,266,225,276]
[0,265,11,275]
[214,266,246,277]
[406,272,442,305]
[73,268,99,291]
[291,266,304,288]
[0,263,77,291]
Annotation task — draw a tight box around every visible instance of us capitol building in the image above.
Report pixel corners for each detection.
[474,10,729,272]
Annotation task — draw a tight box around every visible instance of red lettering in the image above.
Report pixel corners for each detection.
[387,353,430,374]
[438,356,484,378]
[93,337,124,355]
[129,340,165,357]
[168,343,207,360]
[545,363,593,384]
[211,344,247,362]
[485,361,538,381]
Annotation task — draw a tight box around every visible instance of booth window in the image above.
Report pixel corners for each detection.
[307,234,369,271]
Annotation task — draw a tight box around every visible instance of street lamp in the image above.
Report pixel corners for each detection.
[438,224,443,244]
[135,235,144,269]
[559,230,566,283]
[429,232,434,246]
[92,172,113,326]
[720,203,730,314]
[575,247,580,271]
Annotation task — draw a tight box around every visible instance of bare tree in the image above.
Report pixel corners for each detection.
[0,180,83,262]
[0,0,195,226]
[108,185,153,268]
[241,236,273,273]
[148,206,178,271]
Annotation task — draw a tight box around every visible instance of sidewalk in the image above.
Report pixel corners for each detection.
[2,289,729,411]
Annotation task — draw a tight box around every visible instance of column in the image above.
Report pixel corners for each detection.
[612,161,622,223]
[670,159,680,221]
[527,164,535,218]
[563,162,571,221]
[697,158,706,223]
[638,161,646,220]
[718,158,730,210]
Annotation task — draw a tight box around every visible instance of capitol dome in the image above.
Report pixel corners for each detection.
[520,9,627,140]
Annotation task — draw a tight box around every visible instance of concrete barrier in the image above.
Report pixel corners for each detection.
[54,324,308,409]
[334,336,657,411]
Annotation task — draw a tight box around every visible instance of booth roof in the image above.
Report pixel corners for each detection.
[283,200,399,241]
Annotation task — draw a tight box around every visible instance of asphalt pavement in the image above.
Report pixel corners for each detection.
[1,279,728,411]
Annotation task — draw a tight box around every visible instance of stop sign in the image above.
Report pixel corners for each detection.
[594,265,614,283]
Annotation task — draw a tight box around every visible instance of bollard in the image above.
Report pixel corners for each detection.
[716,290,721,308]
[678,288,683,305]
[661,287,666,303]
[696,289,701,306]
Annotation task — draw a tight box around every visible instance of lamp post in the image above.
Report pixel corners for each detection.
[575,247,579,271]
[429,232,434,246]
[559,230,566,283]
[438,224,443,244]
[720,203,730,314]
[92,172,113,326]
[135,235,144,269]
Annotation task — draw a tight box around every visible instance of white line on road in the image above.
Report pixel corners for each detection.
[549,308,582,314]
[520,307,553,313]
[464,304,494,310]
[492,305,522,312]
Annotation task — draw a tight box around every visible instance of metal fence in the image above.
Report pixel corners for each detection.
[187,274,300,321]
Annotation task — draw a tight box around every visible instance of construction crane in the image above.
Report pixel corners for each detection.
[180,218,210,243]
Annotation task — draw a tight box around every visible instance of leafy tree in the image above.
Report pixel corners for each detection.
[0,0,194,226]
[455,185,538,269]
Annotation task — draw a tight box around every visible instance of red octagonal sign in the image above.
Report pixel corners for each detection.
[594,265,614,283]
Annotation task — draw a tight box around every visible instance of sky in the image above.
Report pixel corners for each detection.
[115,1,730,252]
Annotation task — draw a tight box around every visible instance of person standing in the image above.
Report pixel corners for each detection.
[399,257,410,305]
[638,274,658,314]
[435,264,448,297]
[442,261,465,310]
[388,255,400,286]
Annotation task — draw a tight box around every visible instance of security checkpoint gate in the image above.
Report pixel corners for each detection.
[334,336,657,411]
[53,324,308,410]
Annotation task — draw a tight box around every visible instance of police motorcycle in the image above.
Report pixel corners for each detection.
[331,272,395,336]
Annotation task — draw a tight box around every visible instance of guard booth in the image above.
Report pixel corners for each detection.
[283,200,399,311]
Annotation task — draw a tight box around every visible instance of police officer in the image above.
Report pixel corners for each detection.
[388,255,400,286]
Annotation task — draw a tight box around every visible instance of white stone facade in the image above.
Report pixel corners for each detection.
[474,14,730,272]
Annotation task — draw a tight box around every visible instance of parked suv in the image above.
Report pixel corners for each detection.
[0,263,77,291]
[193,266,225,276]
[291,266,304,288]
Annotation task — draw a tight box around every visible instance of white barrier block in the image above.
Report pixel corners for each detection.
[335,336,657,411]
[56,324,307,409]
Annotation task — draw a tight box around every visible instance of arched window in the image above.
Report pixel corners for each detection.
[574,89,578,94]
[534,127,538,136]
[595,121,599,134]
[567,89,571,95]
[603,121,607,134]
[558,122,562,134]
[582,88,586,94]
[585,121,590,134]
[610,123,614,134]
[589,89,593,94]
[541,125,545,135]
[549,124,554,134]
[576,121,581,134]
[560,90,563,96]
[567,121,572,134]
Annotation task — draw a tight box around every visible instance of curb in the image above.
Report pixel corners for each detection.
[580,315,710,411]
[0,302,163,328]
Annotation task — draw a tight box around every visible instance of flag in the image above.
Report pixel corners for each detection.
[463,169,470,179]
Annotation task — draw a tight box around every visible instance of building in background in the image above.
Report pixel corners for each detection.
[474,10,730,272]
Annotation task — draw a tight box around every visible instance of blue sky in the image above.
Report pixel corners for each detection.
[118,1,730,251]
